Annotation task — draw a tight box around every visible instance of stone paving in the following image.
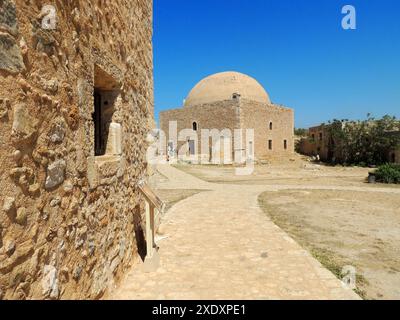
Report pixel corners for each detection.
[111,164,362,300]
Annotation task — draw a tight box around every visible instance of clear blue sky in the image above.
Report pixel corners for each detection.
[153,0,400,128]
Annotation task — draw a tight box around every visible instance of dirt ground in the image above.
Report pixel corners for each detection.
[172,156,400,300]
[259,189,400,300]
[173,156,382,187]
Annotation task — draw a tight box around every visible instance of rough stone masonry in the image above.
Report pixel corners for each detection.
[0,0,154,299]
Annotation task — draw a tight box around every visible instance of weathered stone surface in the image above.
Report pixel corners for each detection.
[45,160,66,189]
[0,98,11,119]
[106,123,123,155]
[72,264,83,281]
[12,149,22,161]
[15,207,27,225]
[42,79,59,94]
[11,104,38,143]
[91,269,107,298]
[9,166,36,191]
[2,196,15,216]
[0,240,33,274]
[48,118,66,143]
[50,196,61,207]
[4,240,16,256]
[75,226,87,249]
[0,0,153,300]
[0,0,19,36]
[0,32,24,73]
[87,157,98,189]
[41,265,59,299]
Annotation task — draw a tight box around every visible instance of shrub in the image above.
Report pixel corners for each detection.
[374,164,400,184]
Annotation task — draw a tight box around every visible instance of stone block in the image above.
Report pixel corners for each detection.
[45,160,66,190]
[41,265,59,299]
[0,98,11,119]
[11,104,38,144]
[0,0,19,36]
[0,32,24,73]
[48,117,66,143]
[106,122,122,155]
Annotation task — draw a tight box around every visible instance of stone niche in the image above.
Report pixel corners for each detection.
[88,65,125,190]
[93,65,123,158]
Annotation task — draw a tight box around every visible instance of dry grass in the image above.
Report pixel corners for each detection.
[259,189,400,300]
[156,189,205,212]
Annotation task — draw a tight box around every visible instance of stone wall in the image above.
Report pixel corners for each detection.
[159,98,294,162]
[239,100,294,160]
[159,100,239,161]
[298,125,329,160]
[0,0,153,299]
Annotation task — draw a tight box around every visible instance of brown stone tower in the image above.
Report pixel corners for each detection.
[0,0,153,299]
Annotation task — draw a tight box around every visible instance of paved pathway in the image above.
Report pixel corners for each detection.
[112,164,364,300]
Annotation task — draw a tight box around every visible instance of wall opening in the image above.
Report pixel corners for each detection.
[232,93,241,100]
[269,122,273,130]
[188,140,195,156]
[192,121,198,131]
[268,140,273,150]
[93,65,122,157]
[284,140,287,150]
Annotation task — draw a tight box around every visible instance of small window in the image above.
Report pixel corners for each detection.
[311,134,315,141]
[269,122,273,130]
[268,140,272,150]
[192,122,198,131]
[232,93,241,100]
[284,140,287,150]
[319,132,323,140]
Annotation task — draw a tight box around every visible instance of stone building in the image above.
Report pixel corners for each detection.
[0,0,153,299]
[299,124,400,164]
[298,123,338,161]
[159,72,294,164]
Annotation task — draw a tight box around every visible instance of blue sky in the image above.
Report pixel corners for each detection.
[153,0,400,128]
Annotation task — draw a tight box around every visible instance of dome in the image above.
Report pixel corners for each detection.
[184,71,271,107]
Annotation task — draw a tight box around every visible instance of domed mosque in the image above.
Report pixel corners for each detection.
[160,71,294,163]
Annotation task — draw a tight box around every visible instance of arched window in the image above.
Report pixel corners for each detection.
[232,93,241,100]
[269,122,273,130]
[192,122,198,131]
